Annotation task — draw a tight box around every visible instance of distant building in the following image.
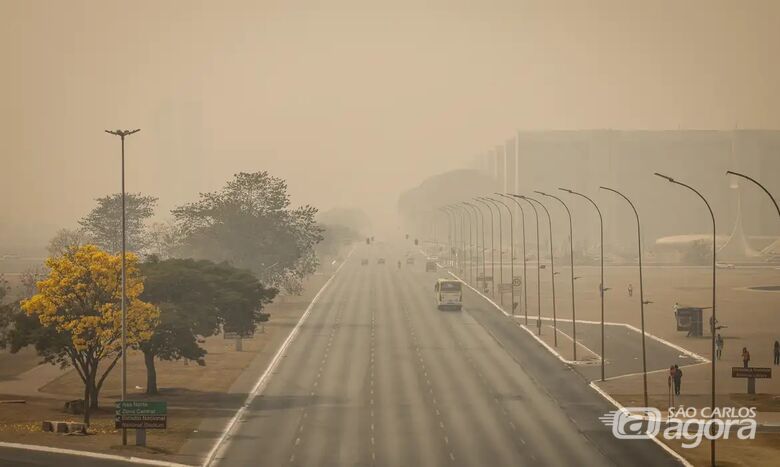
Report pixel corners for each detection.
[470,130,780,260]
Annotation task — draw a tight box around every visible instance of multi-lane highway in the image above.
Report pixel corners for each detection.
[212,242,682,467]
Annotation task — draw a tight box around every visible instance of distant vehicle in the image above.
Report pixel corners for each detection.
[361,259,369,266]
[716,262,735,269]
[377,258,386,264]
[406,257,415,265]
[425,260,437,272]
[434,279,462,310]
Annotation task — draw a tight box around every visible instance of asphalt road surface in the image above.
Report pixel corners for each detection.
[212,243,682,467]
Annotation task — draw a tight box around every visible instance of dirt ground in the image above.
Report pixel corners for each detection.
[0,268,333,464]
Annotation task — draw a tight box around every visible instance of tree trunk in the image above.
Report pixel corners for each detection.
[83,375,91,426]
[144,350,158,395]
[90,380,99,409]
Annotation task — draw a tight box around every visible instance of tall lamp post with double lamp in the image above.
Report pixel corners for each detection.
[538,191,577,360]
[500,193,528,323]
[655,173,717,467]
[525,195,558,347]
[105,128,140,446]
[600,186,649,408]
[464,202,482,287]
[561,188,607,381]
[512,195,543,335]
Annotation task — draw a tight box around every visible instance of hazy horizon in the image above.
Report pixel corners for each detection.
[2,0,779,252]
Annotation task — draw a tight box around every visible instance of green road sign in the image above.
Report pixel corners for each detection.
[115,401,167,429]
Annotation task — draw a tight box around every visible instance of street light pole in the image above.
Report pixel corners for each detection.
[463,202,479,285]
[525,195,558,347]
[456,205,467,272]
[467,203,485,284]
[105,128,140,446]
[655,173,717,467]
[459,203,475,284]
[481,197,504,305]
[539,191,577,360]
[500,193,528,324]
[561,188,606,380]
[440,207,454,268]
[488,196,514,314]
[600,186,648,408]
[511,195,542,335]
[725,170,780,218]
[474,198,495,296]
[469,201,487,291]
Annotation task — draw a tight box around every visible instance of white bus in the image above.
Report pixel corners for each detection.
[434,279,462,311]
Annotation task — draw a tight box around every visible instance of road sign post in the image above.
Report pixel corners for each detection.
[224,329,254,351]
[732,367,771,394]
[116,401,167,446]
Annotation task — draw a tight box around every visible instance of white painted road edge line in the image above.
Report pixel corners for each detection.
[589,383,694,467]
[445,267,709,365]
[203,247,355,467]
[447,264,693,467]
[531,317,709,363]
[0,441,194,467]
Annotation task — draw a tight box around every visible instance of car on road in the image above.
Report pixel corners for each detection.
[377,258,385,264]
[406,257,415,265]
[434,279,462,310]
[361,259,369,266]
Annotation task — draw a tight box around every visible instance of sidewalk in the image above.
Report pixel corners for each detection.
[0,364,70,399]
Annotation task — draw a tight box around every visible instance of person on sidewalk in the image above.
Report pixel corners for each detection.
[742,347,751,368]
[628,283,633,297]
[716,334,724,360]
[774,341,779,366]
[673,364,682,396]
[667,365,676,406]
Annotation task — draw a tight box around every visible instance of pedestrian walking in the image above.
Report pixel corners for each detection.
[774,341,779,366]
[673,302,680,316]
[673,364,682,396]
[716,333,724,360]
[742,347,751,368]
[667,365,676,406]
[628,283,633,297]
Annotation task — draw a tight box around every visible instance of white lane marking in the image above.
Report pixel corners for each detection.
[447,270,708,364]
[204,248,354,467]
[447,264,694,467]
[590,382,693,467]
[0,442,193,467]
[547,325,602,361]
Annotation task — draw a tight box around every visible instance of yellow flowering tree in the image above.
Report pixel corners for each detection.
[21,245,159,425]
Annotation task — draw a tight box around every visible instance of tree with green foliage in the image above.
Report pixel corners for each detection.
[139,257,276,394]
[172,172,323,293]
[79,193,158,254]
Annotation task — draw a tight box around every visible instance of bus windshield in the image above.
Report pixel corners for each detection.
[439,281,461,292]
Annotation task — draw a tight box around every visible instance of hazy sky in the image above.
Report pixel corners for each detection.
[1,0,779,251]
